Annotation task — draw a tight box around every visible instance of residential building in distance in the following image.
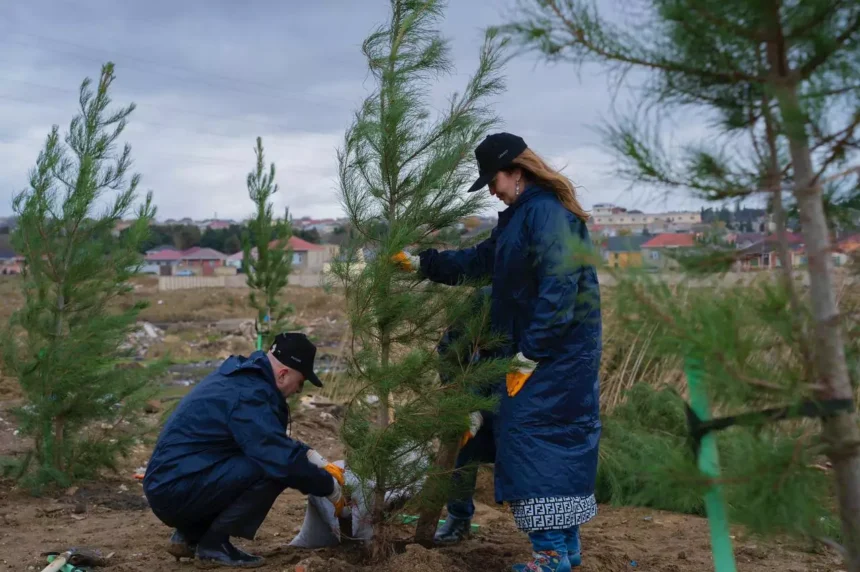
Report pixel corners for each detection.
[603,235,651,268]
[0,234,23,275]
[734,233,805,270]
[590,203,702,236]
[144,246,227,276]
[641,233,696,269]
[292,217,345,234]
[225,236,338,287]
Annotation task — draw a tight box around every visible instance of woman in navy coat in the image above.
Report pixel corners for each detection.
[399,133,602,572]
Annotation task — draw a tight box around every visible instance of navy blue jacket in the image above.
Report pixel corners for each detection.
[420,185,602,501]
[144,352,333,505]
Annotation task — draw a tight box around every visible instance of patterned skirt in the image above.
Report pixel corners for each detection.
[510,495,598,532]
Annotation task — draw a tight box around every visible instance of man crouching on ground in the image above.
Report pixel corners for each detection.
[143,332,345,568]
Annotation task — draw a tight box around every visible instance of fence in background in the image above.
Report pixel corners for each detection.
[158,272,324,291]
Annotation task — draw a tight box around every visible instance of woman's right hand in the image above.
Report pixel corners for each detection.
[391,251,420,272]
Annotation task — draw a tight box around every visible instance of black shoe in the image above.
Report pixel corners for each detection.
[434,516,472,544]
[167,529,196,561]
[194,539,264,569]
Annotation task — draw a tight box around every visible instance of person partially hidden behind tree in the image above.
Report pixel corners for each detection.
[143,333,346,568]
[433,286,499,545]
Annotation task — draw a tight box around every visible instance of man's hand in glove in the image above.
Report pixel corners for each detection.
[327,477,347,517]
[506,352,537,397]
[391,251,419,272]
[307,449,342,482]
[307,449,348,515]
[460,411,483,447]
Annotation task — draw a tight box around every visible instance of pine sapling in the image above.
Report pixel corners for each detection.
[242,137,294,349]
[333,0,508,554]
[3,63,158,490]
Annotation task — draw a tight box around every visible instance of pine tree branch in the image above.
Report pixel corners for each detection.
[785,0,849,40]
[810,112,860,186]
[794,8,860,81]
[518,0,766,85]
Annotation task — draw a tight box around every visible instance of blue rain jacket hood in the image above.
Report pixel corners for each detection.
[143,351,333,509]
[420,185,602,501]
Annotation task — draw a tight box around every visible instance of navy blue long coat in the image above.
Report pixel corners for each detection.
[143,352,333,521]
[420,185,602,502]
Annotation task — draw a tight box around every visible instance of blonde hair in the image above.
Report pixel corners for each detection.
[509,149,590,222]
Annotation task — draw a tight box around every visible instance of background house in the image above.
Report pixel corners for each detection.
[225,236,337,286]
[641,233,696,269]
[603,235,651,268]
[735,234,805,270]
[0,235,22,275]
[145,246,226,276]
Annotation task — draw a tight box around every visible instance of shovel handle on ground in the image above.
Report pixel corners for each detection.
[41,551,72,572]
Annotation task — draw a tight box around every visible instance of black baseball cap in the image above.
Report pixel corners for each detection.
[466,132,528,193]
[269,332,323,387]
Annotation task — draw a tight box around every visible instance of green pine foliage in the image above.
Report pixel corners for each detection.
[598,384,838,539]
[501,0,860,559]
[242,137,294,348]
[331,0,509,546]
[2,63,160,491]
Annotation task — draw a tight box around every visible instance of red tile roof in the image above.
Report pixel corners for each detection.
[145,247,226,262]
[641,233,696,248]
[268,236,326,252]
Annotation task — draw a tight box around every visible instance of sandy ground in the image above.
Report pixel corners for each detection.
[0,276,846,571]
[0,405,842,572]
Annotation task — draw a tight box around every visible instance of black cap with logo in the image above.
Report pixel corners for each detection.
[270,332,323,387]
[466,132,528,193]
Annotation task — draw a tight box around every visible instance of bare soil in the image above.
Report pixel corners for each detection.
[0,405,842,572]
[0,276,846,571]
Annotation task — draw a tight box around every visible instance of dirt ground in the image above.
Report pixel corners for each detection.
[0,404,842,572]
[0,276,846,571]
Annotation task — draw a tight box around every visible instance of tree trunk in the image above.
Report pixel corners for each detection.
[414,438,460,546]
[53,415,65,471]
[371,332,392,560]
[777,84,860,570]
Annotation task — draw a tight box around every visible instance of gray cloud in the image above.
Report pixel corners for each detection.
[0,0,709,221]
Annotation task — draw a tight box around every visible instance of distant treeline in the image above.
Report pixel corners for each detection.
[130,224,323,254]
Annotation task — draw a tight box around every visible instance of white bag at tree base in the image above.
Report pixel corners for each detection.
[289,456,426,548]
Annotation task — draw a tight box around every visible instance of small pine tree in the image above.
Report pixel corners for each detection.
[332,0,509,554]
[2,63,158,491]
[242,137,293,349]
[501,0,860,564]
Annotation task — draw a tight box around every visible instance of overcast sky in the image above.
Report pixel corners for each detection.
[0,0,710,221]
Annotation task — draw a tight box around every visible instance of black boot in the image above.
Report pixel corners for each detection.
[194,540,264,569]
[434,516,472,544]
[193,480,283,568]
[167,529,196,561]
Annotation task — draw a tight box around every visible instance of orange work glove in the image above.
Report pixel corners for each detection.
[459,412,484,447]
[307,449,348,516]
[323,462,345,486]
[506,352,537,397]
[327,477,347,517]
[391,251,419,272]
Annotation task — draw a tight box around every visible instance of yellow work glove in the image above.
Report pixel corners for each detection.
[506,352,537,397]
[307,449,348,517]
[327,477,347,517]
[460,411,484,447]
[391,251,419,272]
[323,462,345,486]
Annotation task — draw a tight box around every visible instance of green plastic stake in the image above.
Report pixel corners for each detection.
[685,359,737,572]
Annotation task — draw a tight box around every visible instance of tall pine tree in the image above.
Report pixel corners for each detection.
[3,63,158,490]
[332,0,509,554]
[501,1,860,566]
[242,137,293,349]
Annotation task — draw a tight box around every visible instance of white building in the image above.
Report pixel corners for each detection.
[589,204,701,235]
